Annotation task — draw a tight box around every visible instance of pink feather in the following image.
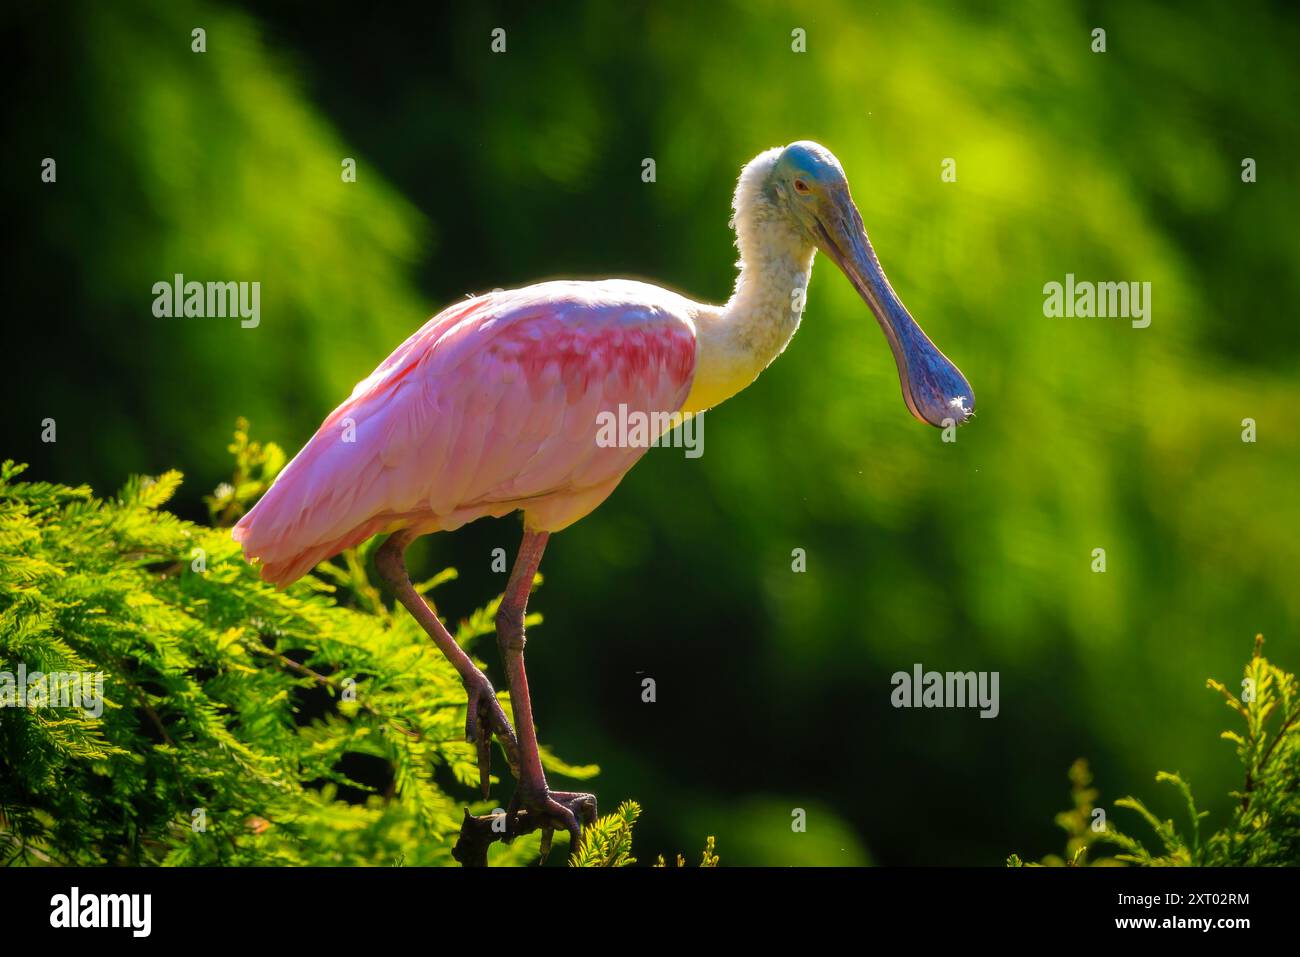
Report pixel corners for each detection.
[233,280,697,586]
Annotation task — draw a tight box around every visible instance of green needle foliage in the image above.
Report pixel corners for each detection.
[571,800,642,868]
[0,422,616,866]
[567,801,719,868]
[655,835,720,869]
[1011,636,1299,867]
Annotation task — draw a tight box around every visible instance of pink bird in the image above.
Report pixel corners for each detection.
[234,141,973,861]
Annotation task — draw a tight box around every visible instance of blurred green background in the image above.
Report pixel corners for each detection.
[6,0,1299,864]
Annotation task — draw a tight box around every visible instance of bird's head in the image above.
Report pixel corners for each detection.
[760,140,974,428]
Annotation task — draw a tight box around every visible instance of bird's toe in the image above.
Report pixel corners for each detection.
[463,677,519,797]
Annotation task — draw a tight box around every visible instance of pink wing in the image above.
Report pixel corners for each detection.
[233,281,698,586]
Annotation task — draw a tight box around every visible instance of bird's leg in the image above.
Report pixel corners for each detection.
[375,531,519,795]
[496,529,597,859]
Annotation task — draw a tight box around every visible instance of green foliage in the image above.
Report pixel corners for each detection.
[0,429,603,866]
[1013,759,1127,867]
[571,800,641,868]
[202,417,286,527]
[566,800,719,868]
[1013,637,1299,867]
[655,835,720,869]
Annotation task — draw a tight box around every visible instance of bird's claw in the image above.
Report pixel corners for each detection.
[508,788,598,863]
[464,678,520,797]
[451,789,596,867]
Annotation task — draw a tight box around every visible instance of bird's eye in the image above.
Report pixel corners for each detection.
[793,178,811,194]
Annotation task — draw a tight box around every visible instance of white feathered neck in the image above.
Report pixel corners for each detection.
[682,148,817,415]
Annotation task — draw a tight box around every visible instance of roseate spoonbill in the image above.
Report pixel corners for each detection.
[233,141,974,860]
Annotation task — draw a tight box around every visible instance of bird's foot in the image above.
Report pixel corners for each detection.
[464,676,520,797]
[508,787,598,863]
[450,788,597,866]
